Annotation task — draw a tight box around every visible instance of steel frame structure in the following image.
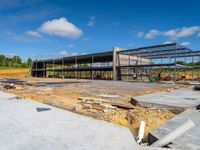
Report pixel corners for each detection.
[32,43,200,82]
[117,43,200,82]
[31,51,113,80]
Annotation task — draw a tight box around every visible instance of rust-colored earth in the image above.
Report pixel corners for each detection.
[0,69,29,78]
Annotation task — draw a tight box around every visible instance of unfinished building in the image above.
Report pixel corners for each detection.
[31,43,200,82]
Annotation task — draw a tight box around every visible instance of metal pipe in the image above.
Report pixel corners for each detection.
[137,121,145,144]
[151,119,195,147]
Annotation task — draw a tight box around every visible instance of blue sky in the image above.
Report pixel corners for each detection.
[0,0,200,60]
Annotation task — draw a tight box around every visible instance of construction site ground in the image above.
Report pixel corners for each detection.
[0,77,185,139]
[0,69,29,78]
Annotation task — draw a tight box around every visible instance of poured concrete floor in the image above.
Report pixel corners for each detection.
[132,86,200,112]
[132,86,200,149]
[0,91,137,150]
[0,91,172,150]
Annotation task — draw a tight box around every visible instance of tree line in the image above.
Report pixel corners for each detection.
[0,55,32,68]
[176,61,200,66]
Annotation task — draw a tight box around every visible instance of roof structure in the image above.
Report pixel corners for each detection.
[118,43,200,59]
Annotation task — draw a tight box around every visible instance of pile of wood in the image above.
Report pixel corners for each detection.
[77,97,133,111]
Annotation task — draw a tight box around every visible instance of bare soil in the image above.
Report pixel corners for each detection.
[0,69,29,78]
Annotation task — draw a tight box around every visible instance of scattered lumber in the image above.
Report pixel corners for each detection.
[110,102,133,109]
[78,97,133,110]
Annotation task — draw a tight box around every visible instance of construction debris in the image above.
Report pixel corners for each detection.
[137,121,146,144]
[110,102,133,109]
[3,83,16,90]
[194,85,200,91]
[149,110,199,150]
[8,96,23,100]
[196,104,200,110]
[79,97,133,110]
[74,105,82,112]
[82,103,92,109]
[151,119,195,147]
[36,107,51,112]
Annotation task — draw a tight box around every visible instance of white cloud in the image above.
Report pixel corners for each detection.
[137,32,144,38]
[88,21,94,26]
[87,16,95,27]
[4,31,15,36]
[59,50,69,57]
[145,29,160,39]
[163,41,173,44]
[175,26,199,39]
[38,17,83,38]
[71,52,79,56]
[163,29,179,37]
[59,51,79,57]
[68,44,75,47]
[25,30,42,37]
[180,41,191,46]
[137,26,200,40]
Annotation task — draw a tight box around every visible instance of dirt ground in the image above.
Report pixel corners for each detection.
[0,77,184,139]
[0,69,29,78]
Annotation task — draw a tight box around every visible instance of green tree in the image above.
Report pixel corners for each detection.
[0,54,32,68]
[0,55,6,66]
[176,61,186,65]
[27,58,32,67]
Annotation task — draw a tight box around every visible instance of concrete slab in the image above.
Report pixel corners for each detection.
[132,86,200,112]
[149,110,200,150]
[0,91,172,150]
[0,91,16,99]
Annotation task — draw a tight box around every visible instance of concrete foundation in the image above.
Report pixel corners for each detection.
[0,91,136,150]
[149,110,200,150]
[0,91,173,150]
[132,86,200,113]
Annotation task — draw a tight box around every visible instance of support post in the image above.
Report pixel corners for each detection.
[53,59,55,78]
[92,56,94,79]
[173,44,177,83]
[43,62,45,78]
[36,59,38,77]
[128,55,130,80]
[75,57,78,79]
[184,56,187,82]
[62,58,64,78]
[198,56,200,81]
[192,56,194,81]
[113,47,123,80]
